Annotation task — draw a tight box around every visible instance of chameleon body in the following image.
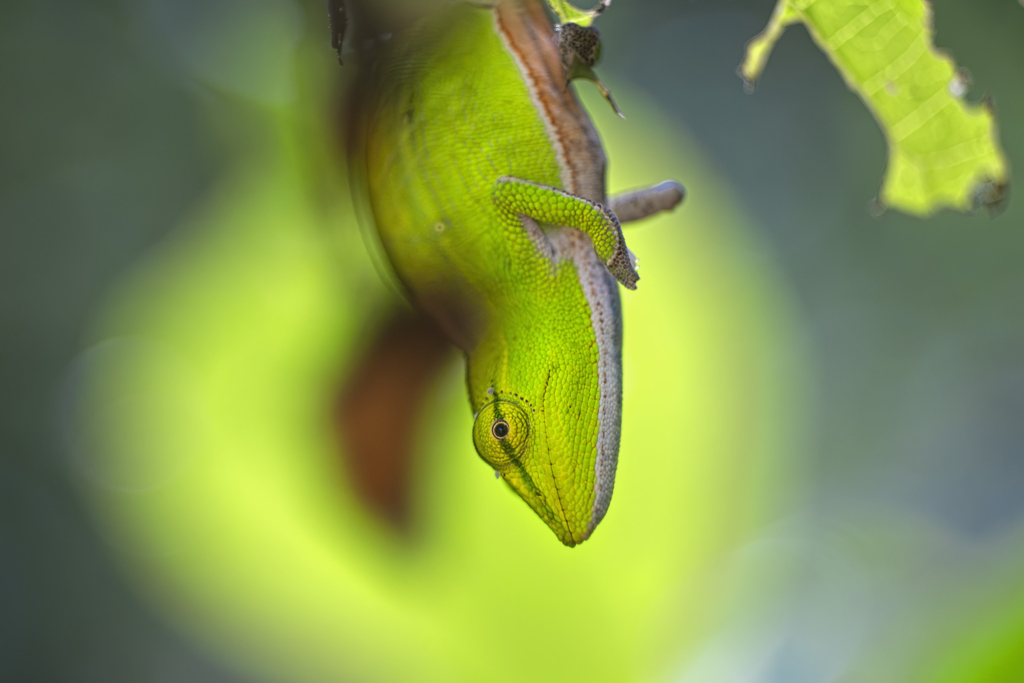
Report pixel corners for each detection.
[362,0,683,546]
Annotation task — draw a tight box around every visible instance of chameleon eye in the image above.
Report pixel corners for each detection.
[473,399,529,468]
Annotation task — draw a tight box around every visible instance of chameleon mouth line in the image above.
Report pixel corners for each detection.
[540,367,574,542]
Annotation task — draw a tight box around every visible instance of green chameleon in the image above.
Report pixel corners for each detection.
[351,0,684,546]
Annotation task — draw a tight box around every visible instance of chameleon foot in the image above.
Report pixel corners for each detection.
[493,176,639,289]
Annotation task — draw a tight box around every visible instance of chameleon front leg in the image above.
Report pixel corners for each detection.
[609,181,685,224]
[493,176,639,290]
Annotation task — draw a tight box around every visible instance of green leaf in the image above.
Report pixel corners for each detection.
[739,0,1010,217]
[547,0,609,27]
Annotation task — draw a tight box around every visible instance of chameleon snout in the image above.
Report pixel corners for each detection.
[473,398,591,547]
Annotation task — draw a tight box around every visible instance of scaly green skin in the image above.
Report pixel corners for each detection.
[363,0,680,546]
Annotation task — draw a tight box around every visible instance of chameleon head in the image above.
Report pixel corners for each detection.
[472,394,613,547]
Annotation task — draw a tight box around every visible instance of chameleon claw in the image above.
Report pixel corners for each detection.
[606,244,639,290]
[556,16,623,116]
[592,76,624,118]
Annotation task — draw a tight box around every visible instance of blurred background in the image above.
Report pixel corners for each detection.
[2,0,1024,681]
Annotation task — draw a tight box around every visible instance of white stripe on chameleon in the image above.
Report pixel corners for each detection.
[549,228,622,539]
